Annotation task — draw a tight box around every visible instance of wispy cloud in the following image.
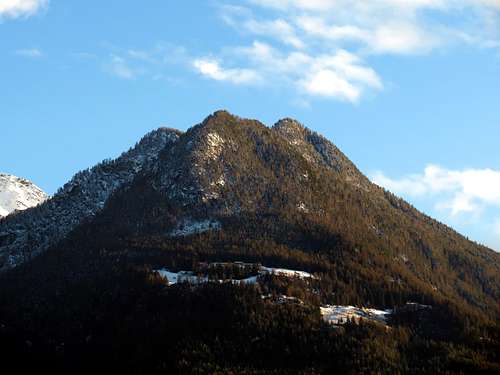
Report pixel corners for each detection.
[294,15,440,55]
[246,0,500,54]
[0,0,48,19]
[14,48,43,58]
[94,43,189,82]
[190,0,500,102]
[193,59,261,85]
[126,49,155,63]
[105,54,138,80]
[221,6,305,49]
[371,165,500,216]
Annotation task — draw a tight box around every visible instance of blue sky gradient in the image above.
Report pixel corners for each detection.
[1,0,499,249]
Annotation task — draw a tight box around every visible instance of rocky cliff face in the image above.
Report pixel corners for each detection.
[0,174,47,218]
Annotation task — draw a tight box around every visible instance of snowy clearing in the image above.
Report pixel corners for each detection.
[156,270,208,285]
[155,268,258,285]
[155,263,316,286]
[261,267,315,279]
[320,305,391,325]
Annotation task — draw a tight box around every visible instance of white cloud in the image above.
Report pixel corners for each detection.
[0,0,48,19]
[14,47,43,58]
[301,69,360,101]
[250,0,500,12]
[243,18,304,48]
[85,43,190,83]
[296,16,440,55]
[194,42,382,102]
[238,41,309,72]
[298,50,382,101]
[193,59,261,84]
[249,0,500,55]
[372,165,500,216]
[200,0,499,102]
[222,7,304,49]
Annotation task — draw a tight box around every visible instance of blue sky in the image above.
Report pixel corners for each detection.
[1,0,499,250]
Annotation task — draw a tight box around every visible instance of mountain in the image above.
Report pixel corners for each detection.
[0,128,180,270]
[0,173,47,218]
[0,111,498,374]
[70,111,498,315]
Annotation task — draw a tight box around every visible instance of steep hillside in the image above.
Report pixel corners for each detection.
[0,128,180,270]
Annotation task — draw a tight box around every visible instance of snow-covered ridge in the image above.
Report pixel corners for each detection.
[0,128,180,271]
[0,174,47,218]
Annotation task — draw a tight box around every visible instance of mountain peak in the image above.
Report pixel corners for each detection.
[197,110,266,133]
[273,118,309,145]
[273,117,306,132]
[201,110,239,126]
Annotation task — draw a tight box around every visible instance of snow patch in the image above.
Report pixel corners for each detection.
[297,202,309,213]
[320,305,391,325]
[262,266,315,279]
[204,132,225,160]
[154,263,316,287]
[399,254,409,263]
[156,270,208,285]
[155,269,257,285]
[215,175,226,186]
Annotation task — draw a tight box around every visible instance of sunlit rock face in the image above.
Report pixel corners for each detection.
[0,173,47,218]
